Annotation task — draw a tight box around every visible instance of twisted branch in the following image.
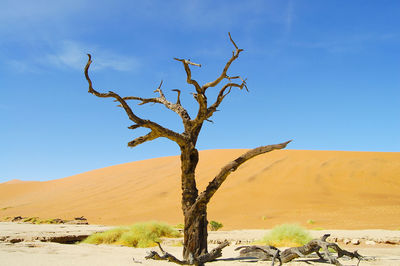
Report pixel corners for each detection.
[85,54,187,147]
[201,32,244,91]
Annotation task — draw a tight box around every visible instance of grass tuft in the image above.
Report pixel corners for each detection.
[174,223,184,229]
[260,224,312,247]
[209,220,223,231]
[83,221,181,248]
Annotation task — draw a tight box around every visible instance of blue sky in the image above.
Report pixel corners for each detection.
[1,0,399,182]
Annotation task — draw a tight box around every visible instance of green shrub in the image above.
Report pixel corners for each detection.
[261,224,312,247]
[307,219,315,225]
[174,223,184,229]
[83,221,181,248]
[209,220,223,231]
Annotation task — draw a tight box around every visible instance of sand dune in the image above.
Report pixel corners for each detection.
[1,149,399,230]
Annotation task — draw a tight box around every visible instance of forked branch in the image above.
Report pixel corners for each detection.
[173,58,202,93]
[84,54,187,146]
[201,32,244,91]
[117,81,191,125]
[206,78,247,119]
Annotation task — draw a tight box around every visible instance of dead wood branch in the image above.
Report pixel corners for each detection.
[236,245,281,265]
[84,54,187,146]
[192,140,292,210]
[202,32,244,91]
[236,234,363,266]
[145,240,229,265]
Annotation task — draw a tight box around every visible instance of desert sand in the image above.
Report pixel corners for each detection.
[1,149,399,229]
[1,149,400,265]
[1,223,400,266]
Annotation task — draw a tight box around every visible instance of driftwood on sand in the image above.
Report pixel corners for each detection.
[236,234,363,266]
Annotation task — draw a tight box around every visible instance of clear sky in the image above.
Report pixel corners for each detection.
[1,0,399,182]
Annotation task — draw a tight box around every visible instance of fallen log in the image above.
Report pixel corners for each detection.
[236,234,363,266]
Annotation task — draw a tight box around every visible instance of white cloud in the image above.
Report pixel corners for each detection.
[8,40,140,73]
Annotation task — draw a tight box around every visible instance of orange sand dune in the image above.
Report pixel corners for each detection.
[1,150,399,230]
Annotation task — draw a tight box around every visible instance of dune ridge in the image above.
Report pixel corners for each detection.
[1,149,399,230]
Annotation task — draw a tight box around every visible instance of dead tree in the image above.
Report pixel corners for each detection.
[84,33,291,264]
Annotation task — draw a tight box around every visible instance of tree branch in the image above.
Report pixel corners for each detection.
[128,131,159,148]
[206,78,247,119]
[172,89,181,104]
[201,33,244,92]
[193,140,292,208]
[173,58,202,94]
[116,81,191,124]
[85,54,187,146]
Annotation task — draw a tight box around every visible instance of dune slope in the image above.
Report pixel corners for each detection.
[1,149,399,230]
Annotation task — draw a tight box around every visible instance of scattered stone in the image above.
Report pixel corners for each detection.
[366,240,376,245]
[351,239,360,245]
[343,238,351,244]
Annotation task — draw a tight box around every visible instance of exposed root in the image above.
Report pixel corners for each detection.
[145,240,230,265]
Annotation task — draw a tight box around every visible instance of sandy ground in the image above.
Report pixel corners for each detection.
[1,149,400,230]
[1,223,400,266]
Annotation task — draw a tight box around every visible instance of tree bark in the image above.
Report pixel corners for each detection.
[180,145,208,261]
[183,204,208,261]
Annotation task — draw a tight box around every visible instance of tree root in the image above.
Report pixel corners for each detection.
[145,240,230,265]
[236,234,363,266]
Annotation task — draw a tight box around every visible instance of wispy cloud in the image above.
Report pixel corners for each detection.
[291,33,399,54]
[7,40,140,73]
[285,0,294,33]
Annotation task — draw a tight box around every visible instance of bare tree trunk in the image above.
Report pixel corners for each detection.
[180,145,208,261]
[183,204,208,261]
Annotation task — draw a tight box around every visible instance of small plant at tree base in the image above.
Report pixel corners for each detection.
[261,224,312,247]
[209,220,223,231]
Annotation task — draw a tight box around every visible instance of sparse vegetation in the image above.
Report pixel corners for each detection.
[307,219,315,225]
[260,224,312,247]
[174,223,184,229]
[209,220,223,231]
[313,227,325,231]
[22,217,40,223]
[15,217,65,224]
[83,221,181,248]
